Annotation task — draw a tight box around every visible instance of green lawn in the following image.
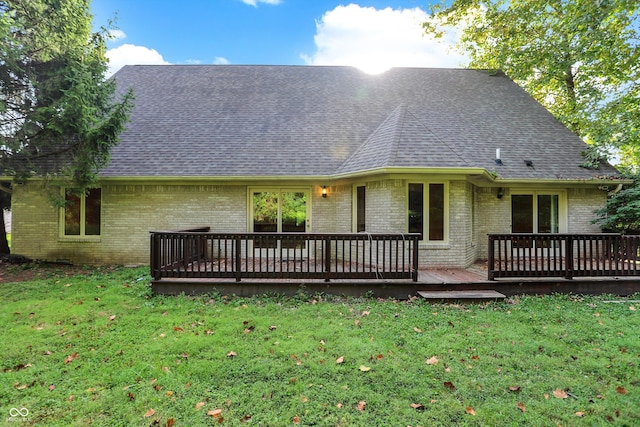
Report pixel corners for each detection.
[1,266,639,426]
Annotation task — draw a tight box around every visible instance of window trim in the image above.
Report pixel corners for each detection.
[407,181,449,244]
[510,189,567,233]
[247,187,312,233]
[352,184,366,233]
[59,188,102,240]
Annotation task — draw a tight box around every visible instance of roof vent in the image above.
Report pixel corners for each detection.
[524,160,533,167]
[495,148,503,166]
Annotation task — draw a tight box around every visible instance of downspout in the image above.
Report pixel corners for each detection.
[608,184,623,196]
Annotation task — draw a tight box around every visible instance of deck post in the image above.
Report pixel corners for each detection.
[150,233,160,281]
[487,235,495,280]
[565,236,574,279]
[235,236,241,282]
[324,237,331,282]
[412,236,419,282]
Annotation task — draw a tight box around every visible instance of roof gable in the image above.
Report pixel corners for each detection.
[337,104,471,174]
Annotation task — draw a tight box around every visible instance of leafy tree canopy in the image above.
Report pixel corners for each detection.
[0,0,133,194]
[424,0,640,168]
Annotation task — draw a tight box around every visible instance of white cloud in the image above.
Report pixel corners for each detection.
[241,0,281,6]
[106,44,170,76]
[107,29,126,42]
[302,4,468,74]
[213,56,230,65]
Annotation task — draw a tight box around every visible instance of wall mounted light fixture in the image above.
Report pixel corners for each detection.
[497,187,504,199]
[322,186,328,198]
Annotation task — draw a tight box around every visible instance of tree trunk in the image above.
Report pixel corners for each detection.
[0,209,9,255]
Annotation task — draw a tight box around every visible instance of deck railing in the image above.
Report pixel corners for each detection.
[150,229,420,282]
[488,233,640,280]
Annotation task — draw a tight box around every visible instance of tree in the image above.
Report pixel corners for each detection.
[423,0,640,168]
[593,170,640,234]
[0,0,133,254]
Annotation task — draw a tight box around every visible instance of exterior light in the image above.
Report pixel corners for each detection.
[322,186,328,198]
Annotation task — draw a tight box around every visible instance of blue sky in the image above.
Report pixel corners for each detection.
[91,0,468,76]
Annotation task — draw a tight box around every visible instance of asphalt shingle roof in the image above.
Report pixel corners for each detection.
[102,65,618,180]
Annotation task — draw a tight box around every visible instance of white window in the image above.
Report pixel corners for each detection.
[408,182,448,242]
[511,191,566,233]
[61,188,101,237]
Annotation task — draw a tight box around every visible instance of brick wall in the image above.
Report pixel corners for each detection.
[11,180,609,267]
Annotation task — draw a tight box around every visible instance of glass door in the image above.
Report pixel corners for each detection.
[251,189,309,256]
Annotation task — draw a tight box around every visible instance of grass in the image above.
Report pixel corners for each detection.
[1,266,639,426]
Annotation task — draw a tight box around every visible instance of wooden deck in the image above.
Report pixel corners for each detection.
[151,263,640,299]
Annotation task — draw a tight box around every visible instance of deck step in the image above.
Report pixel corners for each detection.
[417,290,506,301]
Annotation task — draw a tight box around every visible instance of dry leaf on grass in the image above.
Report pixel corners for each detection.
[143,408,155,418]
[465,406,476,415]
[553,388,568,399]
[616,386,628,394]
[516,402,526,413]
[426,356,439,365]
[208,409,223,418]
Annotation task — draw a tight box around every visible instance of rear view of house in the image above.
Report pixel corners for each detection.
[10,65,621,268]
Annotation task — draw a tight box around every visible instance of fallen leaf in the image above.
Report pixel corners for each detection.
[509,385,521,392]
[196,402,205,411]
[166,418,175,427]
[465,406,476,416]
[173,327,183,332]
[616,386,627,394]
[553,388,568,399]
[166,390,173,397]
[359,365,371,372]
[471,355,480,360]
[336,403,343,408]
[269,325,277,330]
[64,352,78,364]
[108,315,116,321]
[227,351,237,358]
[48,384,56,391]
[410,403,424,410]
[426,356,439,365]
[357,400,366,411]
[362,310,370,316]
[144,408,155,418]
[516,402,526,412]
[630,305,636,311]
[335,356,344,364]
[575,411,585,417]
[293,416,300,424]
[127,392,135,401]
[444,381,456,391]
[208,409,223,418]
[413,327,423,333]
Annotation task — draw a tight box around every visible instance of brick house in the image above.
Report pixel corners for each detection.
[10,65,622,267]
